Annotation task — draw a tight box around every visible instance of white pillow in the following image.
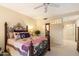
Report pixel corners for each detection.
[14,32,20,39]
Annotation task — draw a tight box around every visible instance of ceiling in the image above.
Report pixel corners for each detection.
[1,3,79,20]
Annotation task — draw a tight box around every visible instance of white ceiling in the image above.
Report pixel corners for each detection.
[1,3,79,20]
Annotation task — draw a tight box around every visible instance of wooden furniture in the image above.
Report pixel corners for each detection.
[4,22,50,56]
[77,27,79,52]
[45,23,50,51]
[4,22,8,52]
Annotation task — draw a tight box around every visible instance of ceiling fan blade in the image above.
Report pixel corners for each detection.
[49,3,59,7]
[34,5,44,9]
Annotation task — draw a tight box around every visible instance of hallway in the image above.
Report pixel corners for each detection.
[45,40,79,56]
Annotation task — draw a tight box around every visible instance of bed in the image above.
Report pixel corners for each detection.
[4,22,50,56]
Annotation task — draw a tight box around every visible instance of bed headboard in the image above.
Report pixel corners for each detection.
[8,23,28,32]
[4,22,28,52]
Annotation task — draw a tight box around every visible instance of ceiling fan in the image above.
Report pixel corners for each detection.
[34,3,59,13]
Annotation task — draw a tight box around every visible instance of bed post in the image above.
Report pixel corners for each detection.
[29,41,34,56]
[4,22,8,52]
[26,25,28,32]
[45,23,50,51]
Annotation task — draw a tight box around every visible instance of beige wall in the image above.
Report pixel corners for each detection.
[63,24,75,41]
[36,19,48,35]
[76,19,79,27]
[0,6,36,49]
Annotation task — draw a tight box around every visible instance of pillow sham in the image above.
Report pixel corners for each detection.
[14,32,21,39]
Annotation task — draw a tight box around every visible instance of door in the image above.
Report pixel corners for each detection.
[50,24,63,46]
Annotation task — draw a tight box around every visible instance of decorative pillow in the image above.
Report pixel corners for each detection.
[20,32,30,39]
[14,32,21,39]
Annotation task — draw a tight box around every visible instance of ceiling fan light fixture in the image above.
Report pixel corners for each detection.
[43,18,48,20]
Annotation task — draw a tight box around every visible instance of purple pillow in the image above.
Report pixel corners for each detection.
[22,45,28,52]
[20,32,30,38]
